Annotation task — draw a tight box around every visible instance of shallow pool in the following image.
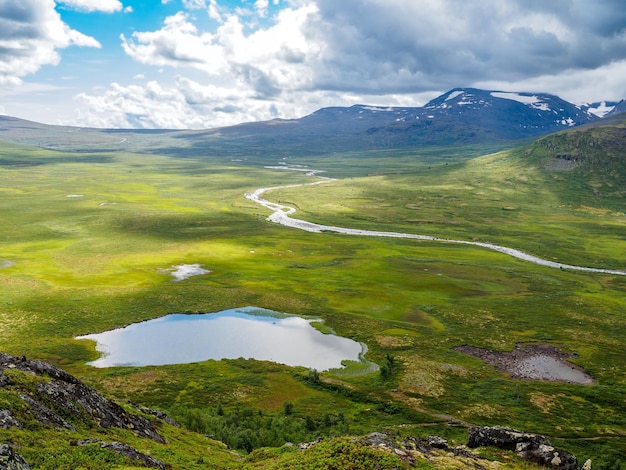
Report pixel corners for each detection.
[77,306,365,371]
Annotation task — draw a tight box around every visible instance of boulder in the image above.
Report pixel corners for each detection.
[517,443,579,470]
[468,425,550,450]
[468,426,579,470]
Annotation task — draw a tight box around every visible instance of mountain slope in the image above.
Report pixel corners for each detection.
[0,88,606,157]
[524,112,626,204]
[173,88,599,156]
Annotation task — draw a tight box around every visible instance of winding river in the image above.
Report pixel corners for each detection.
[246,169,626,276]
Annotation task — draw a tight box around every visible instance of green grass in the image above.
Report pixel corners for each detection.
[0,138,624,467]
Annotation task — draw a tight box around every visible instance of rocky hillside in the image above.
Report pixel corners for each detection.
[0,353,591,469]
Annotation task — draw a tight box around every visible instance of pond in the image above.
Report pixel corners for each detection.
[511,355,594,384]
[77,306,366,371]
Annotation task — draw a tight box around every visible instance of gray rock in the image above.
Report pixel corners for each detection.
[100,442,166,469]
[0,410,22,430]
[0,444,31,470]
[427,435,448,449]
[18,394,74,431]
[70,439,166,469]
[518,443,579,470]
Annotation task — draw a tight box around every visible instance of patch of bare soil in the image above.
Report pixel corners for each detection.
[455,344,595,385]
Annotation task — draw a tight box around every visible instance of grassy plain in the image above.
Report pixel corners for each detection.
[0,138,624,468]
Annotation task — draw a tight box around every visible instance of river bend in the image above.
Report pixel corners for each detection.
[245,175,626,276]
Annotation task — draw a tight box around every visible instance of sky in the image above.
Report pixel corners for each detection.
[1,0,626,129]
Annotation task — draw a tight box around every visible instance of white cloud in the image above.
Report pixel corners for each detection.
[121,4,319,94]
[57,0,124,13]
[255,0,269,17]
[121,12,228,72]
[124,5,133,13]
[65,0,626,129]
[70,75,433,129]
[0,0,101,85]
[182,0,207,10]
[207,0,223,22]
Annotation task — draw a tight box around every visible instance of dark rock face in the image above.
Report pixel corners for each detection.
[468,426,579,470]
[18,394,74,430]
[0,444,31,470]
[0,353,164,443]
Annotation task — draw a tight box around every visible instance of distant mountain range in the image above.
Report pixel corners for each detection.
[0,88,624,156]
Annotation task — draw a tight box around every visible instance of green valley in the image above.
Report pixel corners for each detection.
[0,115,625,469]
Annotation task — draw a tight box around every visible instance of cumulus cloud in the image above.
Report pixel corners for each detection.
[71,0,626,128]
[72,75,435,129]
[74,78,282,128]
[121,4,318,92]
[0,0,100,85]
[57,0,124,13]
[118,0,626,95]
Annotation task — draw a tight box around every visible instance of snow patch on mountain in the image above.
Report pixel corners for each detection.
[491,92,551,111]
[584,101,616,118]
[445,90,464,101]
[360,106,394,112]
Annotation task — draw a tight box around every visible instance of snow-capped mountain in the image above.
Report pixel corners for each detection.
[419,88,596,131]
[217,88,599,147]
[0,88,619,155]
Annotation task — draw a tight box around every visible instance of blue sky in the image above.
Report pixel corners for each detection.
[1,0,626,129]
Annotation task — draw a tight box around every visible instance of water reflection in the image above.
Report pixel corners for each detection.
[77,307,364,371]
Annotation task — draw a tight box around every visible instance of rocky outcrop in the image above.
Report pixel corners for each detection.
[468,426,581,470]
[468,425,550,450]
[0,353,164,442]
[71,440,166,469]
[0,444,30,470]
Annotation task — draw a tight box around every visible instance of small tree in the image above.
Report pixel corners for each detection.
[380,354,396,380]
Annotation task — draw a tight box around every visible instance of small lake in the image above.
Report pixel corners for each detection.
[77,306,365,371]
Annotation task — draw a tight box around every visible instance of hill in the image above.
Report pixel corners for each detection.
[520,112,626,209]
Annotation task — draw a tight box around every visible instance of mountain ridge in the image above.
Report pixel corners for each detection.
[0,87,622,156]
